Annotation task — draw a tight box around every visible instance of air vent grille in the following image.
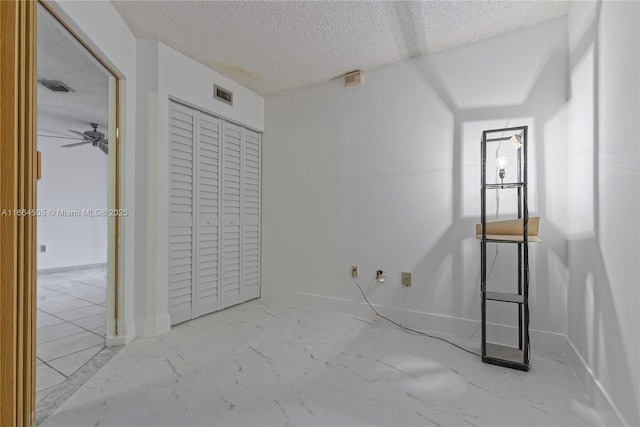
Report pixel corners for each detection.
[214,84,233,106]
[344,70,363,88]
[38,79,74,92]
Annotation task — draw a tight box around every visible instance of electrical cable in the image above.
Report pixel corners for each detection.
[461,323,481,345]
[351,277,481,358]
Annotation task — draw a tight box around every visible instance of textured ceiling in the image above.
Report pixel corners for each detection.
[37,4,109,139]
[112,0,569,96]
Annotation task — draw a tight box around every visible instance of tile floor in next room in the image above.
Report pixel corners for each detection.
[40,298,603,426]
[36,267,107,403]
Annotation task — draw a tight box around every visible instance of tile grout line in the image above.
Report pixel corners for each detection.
[38,304,106,327]
[38,279,105,294]
[37,319,106,343]
[37,305,104,325]
[40,291,106,303]
[43,343,105,366]
[39,359,69,379]
[38,284,106,299]
[37,300,103,314]
[37,343,107,394]
[35,269,109,400]
[49,271,107,287]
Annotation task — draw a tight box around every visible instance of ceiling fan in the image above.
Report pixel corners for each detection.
[39,123,108,154]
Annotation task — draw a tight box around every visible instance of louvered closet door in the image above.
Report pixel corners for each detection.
[169,102,195,325]
[195,112,221,317]
[242,129,261,301]
[221,121,243,308]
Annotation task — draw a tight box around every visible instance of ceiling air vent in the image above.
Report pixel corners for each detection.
[214,84,233,106]
[38,79,74,93]
[344,70,363,88]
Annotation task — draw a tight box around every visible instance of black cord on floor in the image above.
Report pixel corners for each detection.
[351,277,481,358]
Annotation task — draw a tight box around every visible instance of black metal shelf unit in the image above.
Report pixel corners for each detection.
[480,125,530,372]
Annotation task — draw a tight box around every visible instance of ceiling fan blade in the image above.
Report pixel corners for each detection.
[61,141,92,148]
[38,134,85,141]
[68,130,87,138]
[98,143,108,154]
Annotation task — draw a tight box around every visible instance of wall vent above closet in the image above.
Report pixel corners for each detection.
[214,84,233,105]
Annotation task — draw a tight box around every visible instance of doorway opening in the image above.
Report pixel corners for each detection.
[34,3,119,419]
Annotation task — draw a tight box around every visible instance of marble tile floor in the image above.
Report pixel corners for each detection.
[40,300,603,426]
[36,267,107,405]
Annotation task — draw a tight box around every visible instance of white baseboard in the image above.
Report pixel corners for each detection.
[106,319,136,346]
[565,338,627,426]
[135,314,171,338]
[262,287,570,357]
[37,262,107,274]
[106,335,128,346]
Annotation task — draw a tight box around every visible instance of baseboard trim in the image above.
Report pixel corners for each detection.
[135,314,171,338]
[105,335,128,346]
[106,320,136,346]
[37,262,107,274]
[565,337,627,426]
[262,288,570,357]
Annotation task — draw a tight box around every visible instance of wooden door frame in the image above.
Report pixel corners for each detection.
[0,1,37,425]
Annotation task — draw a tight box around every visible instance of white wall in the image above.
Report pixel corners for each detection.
[135,39,265,337]
[37,135,108,270]
[566,2,639,426]
[48,0,137,344]
[263,17,570,350]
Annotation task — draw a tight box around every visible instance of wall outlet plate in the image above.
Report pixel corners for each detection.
[401,272,411,287]
[351,266,359,279]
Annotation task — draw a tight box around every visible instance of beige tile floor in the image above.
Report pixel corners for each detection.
[36,267,106,403]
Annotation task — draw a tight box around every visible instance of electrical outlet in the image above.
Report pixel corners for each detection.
[351,265,359,279]
[376,270,385,282]
[401,272,411,287]
[40,245,46,253]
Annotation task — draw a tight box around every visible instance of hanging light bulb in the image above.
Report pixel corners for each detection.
[496,156,509,183]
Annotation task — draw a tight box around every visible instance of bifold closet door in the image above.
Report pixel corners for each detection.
[221,121,243,308]
[194,112,221,317]
[242,129,261,301]
[169,102,195,325]
[169,100,260,325]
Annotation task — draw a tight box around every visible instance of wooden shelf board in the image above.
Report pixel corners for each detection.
[475,217,542,243]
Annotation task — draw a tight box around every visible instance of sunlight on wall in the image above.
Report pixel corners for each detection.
[545,250,568,332]
[543,106,569,235]
[419,253,452,317]
[584,272,595,363]
[566,46,595,238]
[460,237,481,317]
